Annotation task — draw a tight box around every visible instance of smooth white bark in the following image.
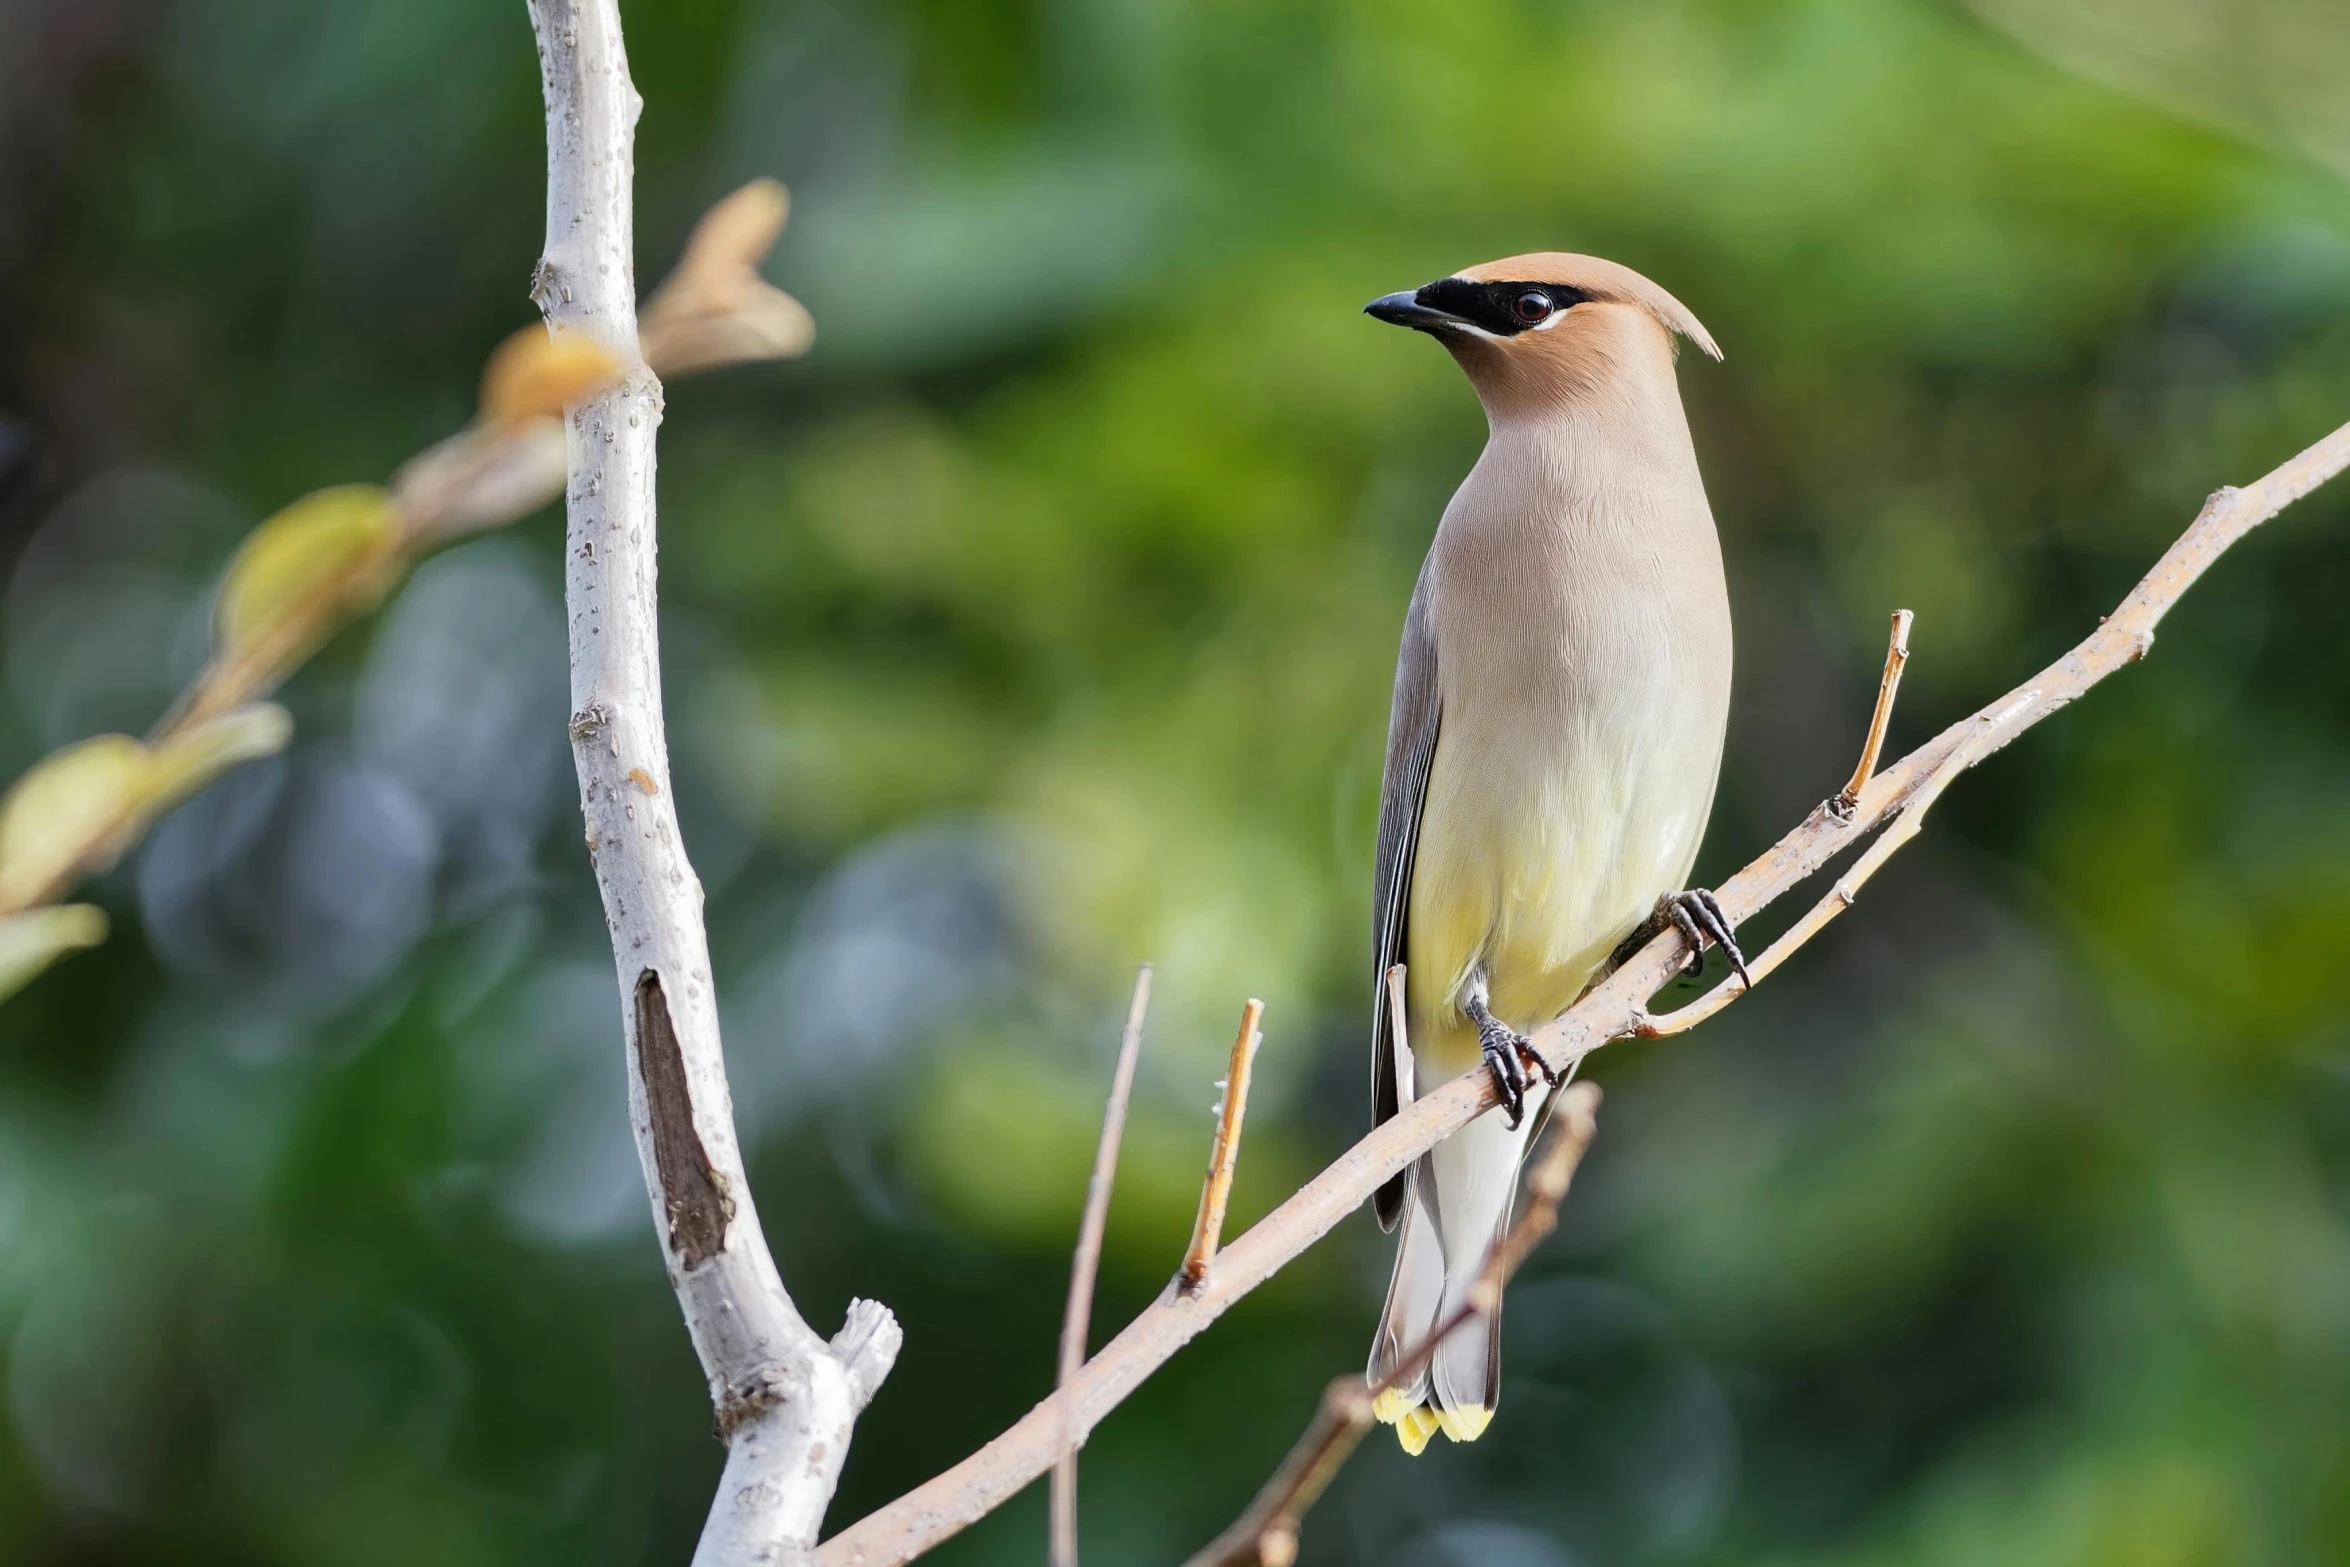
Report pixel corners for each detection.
[526,3,897,1559]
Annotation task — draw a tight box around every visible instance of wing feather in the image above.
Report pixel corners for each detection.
[1371,561,1442,1231]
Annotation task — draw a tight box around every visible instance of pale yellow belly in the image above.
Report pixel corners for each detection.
[1404,718,1707,1074]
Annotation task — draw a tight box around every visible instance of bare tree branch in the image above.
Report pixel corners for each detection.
[527,4,895,1562]
[1051,964,1154,1567]
[1182,1083,1603,1567]
[812,420,2350,1565]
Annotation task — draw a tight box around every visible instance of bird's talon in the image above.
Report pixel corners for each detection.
[1481,1034,1526,1127]
[1663,887,1751,988]
[1466,998,1532,1127]
[1665,899,1709,979]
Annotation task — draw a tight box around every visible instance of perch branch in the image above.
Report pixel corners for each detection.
[1182,999,1265,1288]
[1182,1083,1603,1567]
[813,420,2350,1566]
[528,4,893,1564]
[1051,963,1155,1567]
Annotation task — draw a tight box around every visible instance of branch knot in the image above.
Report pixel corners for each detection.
[714,1362,801,1441]
[529,257,565,315]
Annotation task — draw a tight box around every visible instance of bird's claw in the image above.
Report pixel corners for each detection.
[1664,887,1750,987]
[1480,1025,1527,1128]
[1466,997,1553,1129]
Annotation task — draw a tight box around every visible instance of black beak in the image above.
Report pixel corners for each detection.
[1364,290,1462,332]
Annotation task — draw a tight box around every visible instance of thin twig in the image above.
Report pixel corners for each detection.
[812,418,2350,1567]
[529,5,895,1564]
[1831,608,1913,821]
[1182,999,1265,1289]
[1182,1084,1603,1567]
[1050,964,1154,1567]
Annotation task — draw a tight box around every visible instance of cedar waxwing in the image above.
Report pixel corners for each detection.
[1362,254,1745,1454]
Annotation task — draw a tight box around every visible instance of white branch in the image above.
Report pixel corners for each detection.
[526,4,898,1561]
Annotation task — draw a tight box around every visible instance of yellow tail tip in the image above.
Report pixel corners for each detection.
[1393,1405,1441,1456]
[1374,1392,1492,1453]
[1436,1404,1492,1442]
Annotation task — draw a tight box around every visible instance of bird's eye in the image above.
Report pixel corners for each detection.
[1512,290,1553,324]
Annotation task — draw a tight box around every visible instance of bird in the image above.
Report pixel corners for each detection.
[1360,253,1744,1455]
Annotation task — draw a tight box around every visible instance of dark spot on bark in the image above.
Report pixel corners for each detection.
[635,969,733,1267]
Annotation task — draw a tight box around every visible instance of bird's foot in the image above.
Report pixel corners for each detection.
[1464,994,1555,1129]
[1659,887,1751,986]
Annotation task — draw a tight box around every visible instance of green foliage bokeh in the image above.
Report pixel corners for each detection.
[1,1,2348,1564]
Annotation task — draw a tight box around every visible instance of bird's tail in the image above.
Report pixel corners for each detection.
[1368,1155,1448,1455]
[1368,1092,1544,1453]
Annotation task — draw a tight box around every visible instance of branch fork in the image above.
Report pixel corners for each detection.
[1830,607,1913,822]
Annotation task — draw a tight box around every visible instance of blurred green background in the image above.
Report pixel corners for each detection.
[3,0,2350,1563]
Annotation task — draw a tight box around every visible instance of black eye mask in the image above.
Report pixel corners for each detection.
[1413,278,1593,336]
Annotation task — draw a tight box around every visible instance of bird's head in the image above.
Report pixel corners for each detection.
[1365,252,1718,416]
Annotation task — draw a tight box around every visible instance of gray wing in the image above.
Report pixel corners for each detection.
[1371,560,1442,1231]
